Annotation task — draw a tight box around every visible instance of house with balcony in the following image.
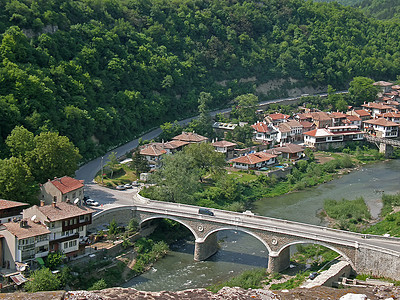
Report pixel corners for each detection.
[304,126,365,150]
[265,113,290,126]
[344,115,362,128]
[273,143,305,162]
[23,202,94,258]
[0,200,28,224]
[212,140,237,159]
[380,112,400,124]
[39,176,84,205]
[347,109,371,122]
[140,143,167,169]
[230,152,277,170]
[251,121,278,144]
[363,118,400,138]
[329,112,347,127]
[361,102,394,118]
[0,219,50,270]
[276,120,303,143]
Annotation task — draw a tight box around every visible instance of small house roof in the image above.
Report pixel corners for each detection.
[49,176,84,195]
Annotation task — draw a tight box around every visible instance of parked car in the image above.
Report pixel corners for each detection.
[85,199,99,206]
[198,208,214,216]
[116,185,126,190]
[132,181,140,187]
[124,183,132,189]
[308,272,319,280]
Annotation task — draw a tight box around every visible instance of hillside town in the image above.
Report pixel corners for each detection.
[0,80,399,291]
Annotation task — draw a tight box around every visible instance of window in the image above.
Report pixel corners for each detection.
[73,218,77,225]
[79,215,85,222]
[64,242,68,249]
[68,240,77,248]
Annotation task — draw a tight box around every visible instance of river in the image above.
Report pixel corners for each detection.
[123,159,400,291]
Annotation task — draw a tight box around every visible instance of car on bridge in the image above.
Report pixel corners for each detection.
[198,208,214,216]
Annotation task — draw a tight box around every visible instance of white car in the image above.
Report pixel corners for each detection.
[85,199,99,206]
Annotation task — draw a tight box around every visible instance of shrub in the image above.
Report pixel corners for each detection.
[25,268,61,292]
[88,279,107,291]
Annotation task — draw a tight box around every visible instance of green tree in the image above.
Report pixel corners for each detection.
[150,152,200,203]
[231,94,259,123]
[105,152,119,179]
[5,126,34,158]
[159,121,183,141]
[196,92,213,137]
[131,147,149,176]
[24,268,61,292]
[88,279,107,291]
[0,157,37,204]
[108,219,118,235]
[127,218,139,233]
[233,124,254,145]
[184,143,226,182]
[26,131,82,183]
[348,77,379,106]
[45,251,65,270]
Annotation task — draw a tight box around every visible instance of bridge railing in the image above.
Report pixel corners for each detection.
[130,199,400,254]
[134,196,400,244]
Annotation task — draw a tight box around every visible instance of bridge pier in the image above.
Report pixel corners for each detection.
[194,232,218,261]
[267,247,290,273]
[379,143,393,158]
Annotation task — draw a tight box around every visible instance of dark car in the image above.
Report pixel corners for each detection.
[308,272,319,280]
[198,208,214,216]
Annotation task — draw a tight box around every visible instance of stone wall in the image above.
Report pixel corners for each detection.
[88,207,135,231]
[355,247,400,279]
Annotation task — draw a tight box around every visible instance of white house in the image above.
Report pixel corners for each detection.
[363,118,400,138]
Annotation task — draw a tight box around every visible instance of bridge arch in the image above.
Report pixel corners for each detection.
[140,215,200,240]
[277,240,355,269]
[203,227,272,253]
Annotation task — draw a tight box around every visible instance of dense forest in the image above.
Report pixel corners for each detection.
[1,0,400,159]
[316,0,400,20]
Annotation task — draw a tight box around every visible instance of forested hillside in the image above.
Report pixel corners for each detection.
[1,0,400,159]
[315,0,400,20]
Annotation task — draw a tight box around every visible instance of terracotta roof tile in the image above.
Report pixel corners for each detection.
[304,128,333,137]
[362,102,393,110]
[329,112,347,118]
[353,110,371,117]
[172,132,208,143]
[4,220,50,239]
[267,113,290,121]
[36,202,95,222]
[274,143,305,154]
[346,115,361,121]
[140,144,167,156]
[0,199,28,211]
[364,118,400,127]
[252,122,276,133]
[212,141,237,147]
[50,177,84,195]
[230,152,277,165]
[373,81,393,87]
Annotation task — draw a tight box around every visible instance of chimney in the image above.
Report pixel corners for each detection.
[40,200,45,207]
[66,198,70,204]
[52,201,56,208]
[19,219,27,228]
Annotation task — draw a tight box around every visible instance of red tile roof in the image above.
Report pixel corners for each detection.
[140,143,167,156]
[0,199,28,211]
[230,152,277,165]
[392,85,400,90]
[35,202,95,222]
[382,112,400,118]
[50,177,84,195]
[373,81,393,87]
[212,141,237,147]
[299,121,314,129]
[346,115,361,122]
[274,143,305,154]
[353,110,371,117]
[329,112,347,118]
[4,220,50,239]
[304,128,333,137]
[311,111,331,121]
[172,132,208,143]
[252,122,275,133]
[362,103,393,110]
[161,140,189,149]
[364,118,400,127]
[267,113,290,121]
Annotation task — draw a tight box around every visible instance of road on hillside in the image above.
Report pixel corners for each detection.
[75,91,348,206]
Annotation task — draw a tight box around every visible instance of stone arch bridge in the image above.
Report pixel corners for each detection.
[91,198,400,279]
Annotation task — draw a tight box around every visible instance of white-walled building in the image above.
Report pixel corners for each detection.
[363,118,400,138]
[39,176,84,205]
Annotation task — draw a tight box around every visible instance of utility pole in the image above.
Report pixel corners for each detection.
[101,156,104,184]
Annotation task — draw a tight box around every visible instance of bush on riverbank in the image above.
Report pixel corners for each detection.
[380,193,400,217]
[323,197,371,231]
[208,268,271,293]
[363,211,400,237]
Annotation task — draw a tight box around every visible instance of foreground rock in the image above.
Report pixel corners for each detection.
[2,286,400,299]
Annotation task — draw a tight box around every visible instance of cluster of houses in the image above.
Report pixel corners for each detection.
[0,176,94,282]
[140,81,400,171]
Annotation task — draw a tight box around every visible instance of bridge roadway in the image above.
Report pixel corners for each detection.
[93,196,400,277]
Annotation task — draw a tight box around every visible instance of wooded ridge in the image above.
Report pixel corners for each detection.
[1,0,400,159]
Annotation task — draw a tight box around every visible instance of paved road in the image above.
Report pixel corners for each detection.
[75,91,345,206]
